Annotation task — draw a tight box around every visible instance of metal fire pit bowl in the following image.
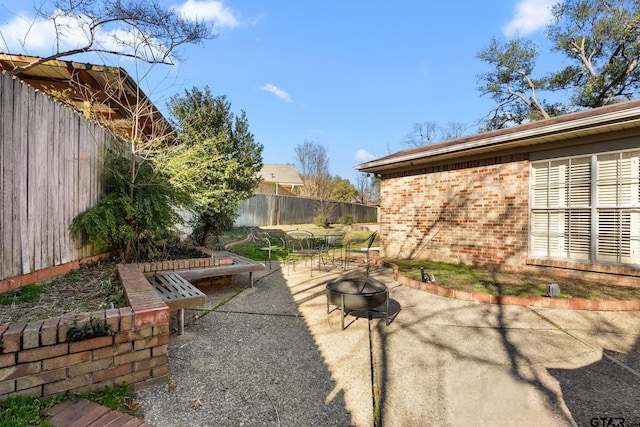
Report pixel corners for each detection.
[326,271,389,330]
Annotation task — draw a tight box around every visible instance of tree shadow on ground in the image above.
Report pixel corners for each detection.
[370,271,640,426]
[548,338,640,426]
[137,266,355,426]
[168,256,639,427]
[369,264,581,426]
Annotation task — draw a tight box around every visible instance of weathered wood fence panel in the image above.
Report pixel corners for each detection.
[0,72,116,281]
[0,70,376,279]
[235,193,378,227]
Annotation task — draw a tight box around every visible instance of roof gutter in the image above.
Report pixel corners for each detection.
[356,104,640,173]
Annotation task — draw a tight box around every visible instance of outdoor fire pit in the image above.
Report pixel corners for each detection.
[326,271,389,330]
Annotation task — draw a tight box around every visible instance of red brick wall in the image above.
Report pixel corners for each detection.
[0,257,224,400]
[0,254,111,294]
[379,153,640,286]
[380,154,530,271]
[0,264,169,400]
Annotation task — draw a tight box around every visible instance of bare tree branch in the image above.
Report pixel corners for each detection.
[5,0,215,75]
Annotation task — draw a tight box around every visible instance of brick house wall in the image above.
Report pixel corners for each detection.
[378,150,640,287]
[360,102,640,288]
[380,154,530,271]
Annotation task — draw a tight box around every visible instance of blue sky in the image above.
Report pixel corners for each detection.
[0,0,561,181]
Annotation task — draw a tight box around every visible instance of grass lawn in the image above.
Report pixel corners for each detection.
[390,259,640,301]
[222,225,379,262]
[0,383,136,427]
[222,225,639,301]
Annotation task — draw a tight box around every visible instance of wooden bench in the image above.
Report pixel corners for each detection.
[148,252,265,334]
[148,272,206,335]
[183,249,266,287]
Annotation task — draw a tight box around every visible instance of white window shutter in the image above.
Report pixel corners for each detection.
[629,155,639,263]
[531,150,639,266]
[530,211,548,256]
[596,152,640,263]
[549,210,565,257]
[567,158,590,207]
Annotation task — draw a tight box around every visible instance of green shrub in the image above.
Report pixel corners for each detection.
[338,214,355,225]
[0,284,47,305]
[70,154,188,262]
[313,213,330,228]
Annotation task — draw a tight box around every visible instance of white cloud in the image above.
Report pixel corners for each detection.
[174,0,240,28]
[260,84,292,103]
[0,9,166,59]
[0,13,53,51]
[0,11,85,53]
[355,149,376,163]
[503,0,558,38]
[0,1,240,56]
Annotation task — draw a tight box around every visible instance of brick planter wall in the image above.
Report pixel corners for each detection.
[0,256,226,400]
[0,254,111,294]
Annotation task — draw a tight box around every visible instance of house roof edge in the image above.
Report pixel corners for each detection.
[357,100,640,173]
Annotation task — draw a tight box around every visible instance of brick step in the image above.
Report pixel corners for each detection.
[44,399,152,427]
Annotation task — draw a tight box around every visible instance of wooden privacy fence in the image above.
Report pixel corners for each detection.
[0,70,376,279]
[234,193,378,227]
[1,71,117,281]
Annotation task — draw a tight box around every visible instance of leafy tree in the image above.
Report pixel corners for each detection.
[294,140,331,198]
[161,87,263,245]
[52,1,213,260]
[4,0,213,75]
[329,176,358,202]
[70,154,188,261]
[478,0,640,130]
[547,0,640,107]
[477,37,560,128]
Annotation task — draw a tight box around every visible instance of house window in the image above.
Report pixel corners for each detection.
[530,150,640,265]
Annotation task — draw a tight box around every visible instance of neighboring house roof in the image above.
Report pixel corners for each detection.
[0,53,171,141]
[357,99,640,174]
[259,164,304,186]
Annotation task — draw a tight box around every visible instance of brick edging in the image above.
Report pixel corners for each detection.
[373,260,640,311]
[0,253,112,294]
[118,264,170,329]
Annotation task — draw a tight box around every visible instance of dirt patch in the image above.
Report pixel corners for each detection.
[0,260,123,325]
[0,241,215,326]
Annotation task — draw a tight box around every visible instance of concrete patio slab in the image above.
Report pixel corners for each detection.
[135,261,640,427]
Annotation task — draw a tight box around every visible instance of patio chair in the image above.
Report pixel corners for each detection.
[344,231,379,270]
[285,230,322,276]
[319,230,346,268]
[250,229,286,268]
